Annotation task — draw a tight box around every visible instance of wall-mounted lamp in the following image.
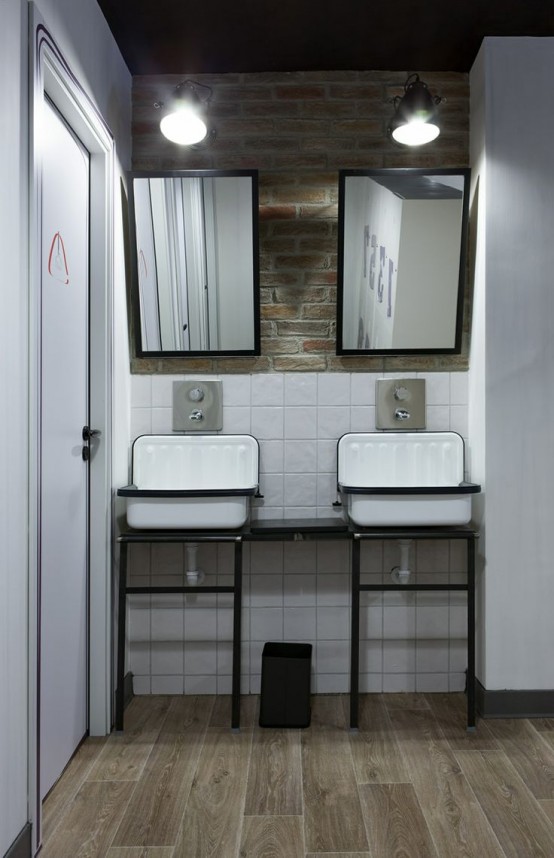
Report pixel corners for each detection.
[388,74,442,146]
[155,80,213,145]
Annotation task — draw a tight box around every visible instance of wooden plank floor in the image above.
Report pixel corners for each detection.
[41,693,554,858]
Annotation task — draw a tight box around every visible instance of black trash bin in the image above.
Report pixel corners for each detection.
[259,642,312,727]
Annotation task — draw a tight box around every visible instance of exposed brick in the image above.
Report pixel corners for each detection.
[275,85,326,99]
[259,272,301,287]
[327,356,386,372]
[304,271,337,286]
[242,102,301,117]
[275,254,331,270]
[273,356,327,371]
[215,357,272,373]
[302,304,335,320]
[302,137,356,151]
[299,237,337,252]
[271,221,332,237]
[260,337,300,354]
[298,205,338,219]
[132,69,470,375]
[271,154,328,169]
[261,305,298,320]
[259,205,296,220]
[277,321,329,337]
[303,339,336,352]
[277,119,330,135]
[275,287,329,304]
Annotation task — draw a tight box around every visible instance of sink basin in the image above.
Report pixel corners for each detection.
[337,431,480,526]
[118,434,259,529]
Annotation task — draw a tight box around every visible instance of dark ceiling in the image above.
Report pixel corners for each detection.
[96,0,554,76]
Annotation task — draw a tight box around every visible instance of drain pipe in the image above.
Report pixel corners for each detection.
[391,538,412,585]
[185,543,204,586]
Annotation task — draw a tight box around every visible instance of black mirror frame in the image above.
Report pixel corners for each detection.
[127,168,261,359]
[336,167,471,356]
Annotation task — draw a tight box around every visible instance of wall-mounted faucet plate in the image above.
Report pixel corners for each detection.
[173,380,222,431]
[376,378,426,430]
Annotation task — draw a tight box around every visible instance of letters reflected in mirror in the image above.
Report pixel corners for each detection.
[336,168,470,355]
[128,169,260,357]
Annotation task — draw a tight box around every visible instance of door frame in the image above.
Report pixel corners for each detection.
[29,8,114,848]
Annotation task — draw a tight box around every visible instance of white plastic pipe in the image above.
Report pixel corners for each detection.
[391,538,412,584]
[185,542,204,585]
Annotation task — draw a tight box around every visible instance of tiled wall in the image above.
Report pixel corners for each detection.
[127,370,469,694]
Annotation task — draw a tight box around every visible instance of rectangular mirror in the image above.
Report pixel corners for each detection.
[128,169,260,357]
[336,168,470,355]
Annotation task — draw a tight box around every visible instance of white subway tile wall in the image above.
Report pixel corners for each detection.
[127,371,470,694]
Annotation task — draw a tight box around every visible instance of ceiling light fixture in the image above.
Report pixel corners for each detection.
[388,74,442,146]
[156,80,213,145]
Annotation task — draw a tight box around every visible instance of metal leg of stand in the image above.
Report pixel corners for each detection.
[350,538,360,730]
[116,541,127,731]
[231,540,243,731]
[467,535,476,730]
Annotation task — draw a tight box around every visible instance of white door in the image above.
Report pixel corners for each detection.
[39,98,91,799]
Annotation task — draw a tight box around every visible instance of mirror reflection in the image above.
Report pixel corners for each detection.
[337,168,470,355]
[128,169,260,357]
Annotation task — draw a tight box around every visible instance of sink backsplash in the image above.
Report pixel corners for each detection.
[128,371,469,695]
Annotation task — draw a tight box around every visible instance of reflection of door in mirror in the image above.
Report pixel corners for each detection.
[337,169,470,356]
[129,170,259,356]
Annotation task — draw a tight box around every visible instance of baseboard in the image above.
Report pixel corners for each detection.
[476,680,554,718]
[124,670,134,709]
[3,823,31,858]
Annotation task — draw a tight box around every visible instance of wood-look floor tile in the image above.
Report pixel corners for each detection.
[106,849,173,857]
[531,719,554,733]
[244,727,302,816]
[359,782,439,858]
[302,696,368,855]
[539,799,554,824]
[42,736,108,842]
[382,693,431,711]
[349,694,409,784]
[455,749,554,857]
[88,696,172,782]
[40,780,135,858]
[389,707,505,857]
[110,696,213,848]
[485,718,554,799]
[239,815,304,858]
[172,696,256,858]
[425,693,499,751]
[306,854,370,857]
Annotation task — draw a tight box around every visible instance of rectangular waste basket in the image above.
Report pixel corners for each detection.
[259,642,312,727]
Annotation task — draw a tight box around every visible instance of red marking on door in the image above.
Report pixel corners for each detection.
[47,232,70,284]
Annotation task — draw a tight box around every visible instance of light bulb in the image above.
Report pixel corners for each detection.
[391,120,440,146]
[160,106,208,145]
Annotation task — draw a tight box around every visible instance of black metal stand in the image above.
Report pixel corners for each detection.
[349,525,478,731]
[115,520,478,734]
[116,530,244,732]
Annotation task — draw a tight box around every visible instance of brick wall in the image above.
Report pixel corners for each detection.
[131,70,469,373]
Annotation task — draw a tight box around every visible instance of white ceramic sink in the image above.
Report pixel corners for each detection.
[118,434,259,529]
[337,431,480,526]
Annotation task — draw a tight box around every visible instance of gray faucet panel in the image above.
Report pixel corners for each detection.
[375,378,426,430]
[173,380,223,431]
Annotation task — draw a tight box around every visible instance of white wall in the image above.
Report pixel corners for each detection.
[0,0,131,853]
[470,37,554,690]
[0,1,30,853]
[128,371,470,696]
[393,199,462,349]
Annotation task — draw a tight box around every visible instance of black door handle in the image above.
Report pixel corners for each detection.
[82,426,101,441]
[82,426,101,461]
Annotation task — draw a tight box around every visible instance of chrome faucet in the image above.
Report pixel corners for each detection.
[189,409,204,421]
[394,408,410,421]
